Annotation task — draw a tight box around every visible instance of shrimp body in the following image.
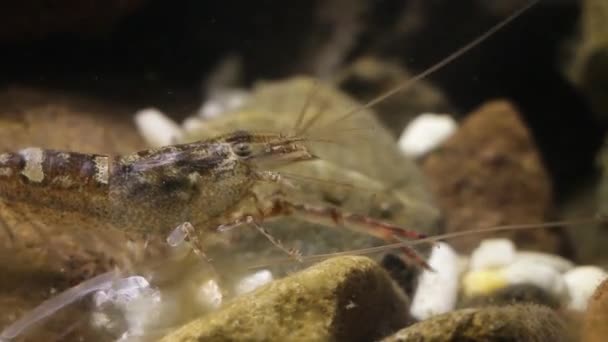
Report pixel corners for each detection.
[0,131,311,239]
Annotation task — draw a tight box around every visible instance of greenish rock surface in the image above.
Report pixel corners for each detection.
[382,304,570,342]
[161,256,410,342]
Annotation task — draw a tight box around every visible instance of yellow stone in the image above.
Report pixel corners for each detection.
[462,270,508,297]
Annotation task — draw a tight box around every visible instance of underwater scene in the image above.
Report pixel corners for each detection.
[0,0,607,341]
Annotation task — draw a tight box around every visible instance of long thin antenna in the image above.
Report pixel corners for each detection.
[247,217,598,269]
[293,80,321,133]
[319,0,540,130]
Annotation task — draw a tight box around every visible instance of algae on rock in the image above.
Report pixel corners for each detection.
[383,304,570,342]
[161,256,411,342]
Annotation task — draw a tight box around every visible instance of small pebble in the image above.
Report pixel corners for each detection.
[469,238,516,271]
[92,275,163,337]
[235,270,274,295]
[196,279,223,309]
[134,108,182,147]
[463,259,568,299]
[198,89,249,119]
[503,260,567,298]
[563,266,608,311]
[410,242,459,320]
[462,269,508,297]
[398,113,457,157]
[514,251,574,273]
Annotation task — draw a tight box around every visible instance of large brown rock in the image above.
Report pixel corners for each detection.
[422,100,558,253]
[582,278,608,342]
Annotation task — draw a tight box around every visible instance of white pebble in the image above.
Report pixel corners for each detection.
[503,260,567,298]
[469,238,516,271]
[563,266,608,311]
[122,288,163,337]
[398,113,457,157]
[410,242,460,320]
[198,89,249,120]
[93,276,151,308]
[134,108,182,147]
[235,270,274,295]
[462,269,508,297]
[514,251,574,273]
[91,275,162,338]
[197,279,223,309]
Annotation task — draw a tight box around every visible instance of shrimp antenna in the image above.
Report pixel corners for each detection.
[313,0,541,131]
[247,216,600,269]
[293,80,321,134]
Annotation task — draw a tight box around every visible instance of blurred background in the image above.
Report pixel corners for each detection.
[2,0,608,340]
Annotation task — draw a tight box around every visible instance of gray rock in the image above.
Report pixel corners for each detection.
[161,256,411,342]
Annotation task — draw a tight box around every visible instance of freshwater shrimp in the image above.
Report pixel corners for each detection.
[0,128,432,266]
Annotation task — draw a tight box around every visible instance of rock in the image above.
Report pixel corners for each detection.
[398,113,457,158]
[134,108,183,148]
[514,251,575,273]
[582,278,608,342]
[503,260,568,299]
[460,284,561,310]
[469,238,516,271]
[234,270,274,296]
[160,256,410,342]
[462,269,509,297]
[410,242,460,320]
[382,304,570,342]
[563,266,608,311]
[422,100,558,253]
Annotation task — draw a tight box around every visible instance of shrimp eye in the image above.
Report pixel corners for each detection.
[233,143,252,157]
